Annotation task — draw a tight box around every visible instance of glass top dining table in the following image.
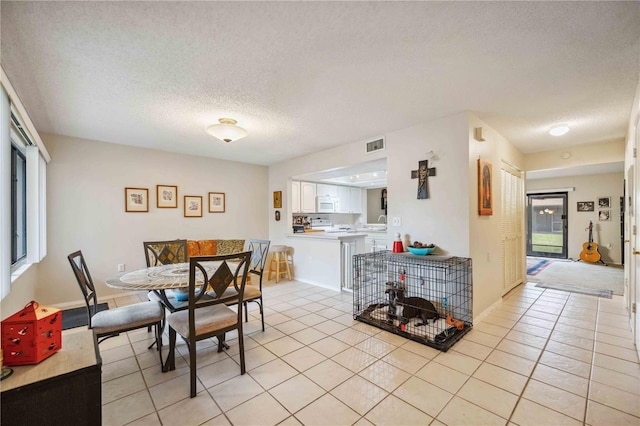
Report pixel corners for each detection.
[105,262,218,291]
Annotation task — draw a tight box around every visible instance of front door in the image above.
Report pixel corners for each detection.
[527,193,568,259]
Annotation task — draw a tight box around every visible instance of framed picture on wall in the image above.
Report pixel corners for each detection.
[156,185,178,208]
[209,192,225,213]
[598,197,610,208]
[125,187,148,212]
[478,159,493,216]
[577,201,594,212]
[599,210,610,221]
[273,191,282,209]
[184,195,203,217]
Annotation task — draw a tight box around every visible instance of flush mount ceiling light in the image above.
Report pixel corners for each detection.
[205,118,248,143]
[549,124,570,136]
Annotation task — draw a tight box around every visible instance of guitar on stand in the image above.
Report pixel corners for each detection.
[579,220,607,265]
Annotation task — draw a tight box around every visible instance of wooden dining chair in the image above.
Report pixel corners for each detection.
[67,250,165,365]
[165,251,251,398]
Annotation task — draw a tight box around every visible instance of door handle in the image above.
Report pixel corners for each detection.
[634,249,640,255]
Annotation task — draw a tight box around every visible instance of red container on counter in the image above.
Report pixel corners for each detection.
[1,301,62,366]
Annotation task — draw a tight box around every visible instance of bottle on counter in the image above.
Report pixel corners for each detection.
[392,232,404,253]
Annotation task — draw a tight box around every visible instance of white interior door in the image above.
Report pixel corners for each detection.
[502,165,525,293]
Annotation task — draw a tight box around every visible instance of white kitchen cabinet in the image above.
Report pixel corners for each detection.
[336,186,351,213]
[350,187,362,213]
[316,183,338,198]
[301,182,316,212]
[291,181,301,213]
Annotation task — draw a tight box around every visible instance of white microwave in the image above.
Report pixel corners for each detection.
[316,196,336,213]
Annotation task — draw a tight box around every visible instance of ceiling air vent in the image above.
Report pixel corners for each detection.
[365,137,385,154]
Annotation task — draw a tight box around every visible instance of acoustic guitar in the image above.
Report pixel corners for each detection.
[580,220,602,263]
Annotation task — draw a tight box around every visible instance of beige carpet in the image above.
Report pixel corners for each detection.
[527,259,624,295]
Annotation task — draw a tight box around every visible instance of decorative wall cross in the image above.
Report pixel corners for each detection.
[411,159,437,199]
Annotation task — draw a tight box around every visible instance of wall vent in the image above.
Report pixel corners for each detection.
[365,137,385,154]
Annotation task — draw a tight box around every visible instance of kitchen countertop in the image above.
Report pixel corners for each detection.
[288,231,369,240]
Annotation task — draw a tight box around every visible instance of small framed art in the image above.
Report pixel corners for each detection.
[598,197,610,208]
[125,187,148,212]
[209,192,225,213]
[273,191,282,209]
[599,210,610,221]
[157,185,178,208]
[577,201,594,212]
[184,195,203,217]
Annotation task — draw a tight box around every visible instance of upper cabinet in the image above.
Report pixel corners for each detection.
[336,186,351,213]
[301,182,316,212]
[291,181,301,213]
[292,181,361,214]
[350,187,362,213]
[335,186,362,213]
[316,183,338,198]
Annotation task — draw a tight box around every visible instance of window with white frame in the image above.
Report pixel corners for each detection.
[1,74,49,300]
[11,143,27,264]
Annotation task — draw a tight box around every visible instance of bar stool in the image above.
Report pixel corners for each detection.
[268,245,292,283]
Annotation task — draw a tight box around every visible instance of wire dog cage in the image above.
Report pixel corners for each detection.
[353,251,473,351]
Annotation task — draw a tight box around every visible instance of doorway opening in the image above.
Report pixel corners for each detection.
[527,192,568,259]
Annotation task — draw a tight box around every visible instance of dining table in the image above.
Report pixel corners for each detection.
[105,261,228,371]
[105,261,221,311]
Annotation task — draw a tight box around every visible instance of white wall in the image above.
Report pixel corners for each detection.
[527,173,624,264]
[386,114,471,256]
[526,139,624,171]
[33,134,269,305]
[468,114,526,315]
[1,265,39,319]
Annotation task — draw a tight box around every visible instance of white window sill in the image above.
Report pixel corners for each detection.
[11,261,33,283]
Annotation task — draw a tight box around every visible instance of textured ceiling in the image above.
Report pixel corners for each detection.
[1,2,639,166]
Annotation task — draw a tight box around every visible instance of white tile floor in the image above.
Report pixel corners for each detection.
[83,280,640,425]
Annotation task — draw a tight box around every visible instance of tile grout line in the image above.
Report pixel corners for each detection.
[582,296,602,426]
[504,287,573,424]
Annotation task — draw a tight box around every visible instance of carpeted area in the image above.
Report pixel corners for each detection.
[526,258,552,276]
[528,259,624,295]
[62,303,109,330]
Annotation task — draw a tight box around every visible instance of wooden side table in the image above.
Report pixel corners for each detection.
[1,329,102,426]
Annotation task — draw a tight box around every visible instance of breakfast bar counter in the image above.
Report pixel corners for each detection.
[287,232,367,291]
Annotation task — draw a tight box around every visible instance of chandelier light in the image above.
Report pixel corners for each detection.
[205,118,248,143]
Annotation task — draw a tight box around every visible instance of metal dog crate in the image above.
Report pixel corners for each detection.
[353,251,472,351]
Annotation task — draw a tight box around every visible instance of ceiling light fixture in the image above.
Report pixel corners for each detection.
[549,124,570,137]
[205,118,248,143]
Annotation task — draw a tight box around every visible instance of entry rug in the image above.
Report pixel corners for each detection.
[61,303,109,330]
[535,282,613,298]
[527,258,551,276]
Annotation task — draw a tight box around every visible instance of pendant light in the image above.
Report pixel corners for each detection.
[205,118,248,143]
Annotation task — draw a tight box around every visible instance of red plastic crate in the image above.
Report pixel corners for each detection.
[1,301,62,366]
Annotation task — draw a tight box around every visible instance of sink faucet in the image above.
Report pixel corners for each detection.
[378,215,387,224]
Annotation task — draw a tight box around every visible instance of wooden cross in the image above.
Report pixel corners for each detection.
[411,159,436,199]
